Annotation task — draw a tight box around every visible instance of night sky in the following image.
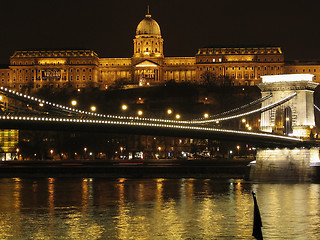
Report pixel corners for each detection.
[0,0,319,64]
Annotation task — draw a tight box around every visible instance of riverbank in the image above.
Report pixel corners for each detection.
[0,159,252,179]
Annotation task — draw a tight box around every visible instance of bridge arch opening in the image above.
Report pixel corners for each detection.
[275,106,293,135]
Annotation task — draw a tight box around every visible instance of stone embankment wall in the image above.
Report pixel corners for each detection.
[250,147,320,181]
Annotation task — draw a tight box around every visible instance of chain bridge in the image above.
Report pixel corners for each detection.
[1,74,320,181]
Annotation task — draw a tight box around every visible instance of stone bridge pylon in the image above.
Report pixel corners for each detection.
[259,74,318,138]
[251,74,320,182]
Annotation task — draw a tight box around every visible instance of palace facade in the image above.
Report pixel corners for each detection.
[0,10,320,91]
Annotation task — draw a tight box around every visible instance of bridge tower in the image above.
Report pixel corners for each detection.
[259,74,318,138]
[251,74,320,182]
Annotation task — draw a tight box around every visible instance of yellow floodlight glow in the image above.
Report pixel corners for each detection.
[175,114,181,119]
[71,100,77,106]
[167,109,173,115]
[261,74,314,83]
[242,118,246,123]
[90,106,96,112]
[137,110,143,116]
[135,61,158,68]
[204,113,209,118]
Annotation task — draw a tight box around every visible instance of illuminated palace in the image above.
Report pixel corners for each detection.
[0,10,319,90]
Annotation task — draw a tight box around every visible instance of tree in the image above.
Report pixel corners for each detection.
[202,71,217,86]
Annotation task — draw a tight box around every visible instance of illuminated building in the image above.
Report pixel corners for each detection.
[0,129,19,160]
[1,8,314,90]
[284,60,320,82]
[196,46,284,86]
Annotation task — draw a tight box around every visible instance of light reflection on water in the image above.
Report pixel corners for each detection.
[0,178,318,239]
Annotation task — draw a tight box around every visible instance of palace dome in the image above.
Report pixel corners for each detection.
[136,14,161,36]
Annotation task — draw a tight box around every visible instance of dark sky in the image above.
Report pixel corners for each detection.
[0,0,319,64]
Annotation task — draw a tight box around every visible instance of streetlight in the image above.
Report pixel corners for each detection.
[90,106,96,112]
[175,114,181,119]
[121,104,128,111]
[242,118,246,123]
[137,110,143,116]
[71,100,77,106]
[120,147,124,158]
[167,109,173,115]
[204,113,209,118]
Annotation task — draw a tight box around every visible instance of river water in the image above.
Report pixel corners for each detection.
[0,178,319,239]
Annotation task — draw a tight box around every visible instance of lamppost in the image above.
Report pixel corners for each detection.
[120,146,123,158]
[84,147,87,159]
[15,148,19,160]
[236,145,240,155]
[158,146,161,158]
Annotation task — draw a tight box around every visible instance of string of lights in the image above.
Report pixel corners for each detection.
[193,92,297,123]
[0,87,297,126]
[0,115,302,143]
[314,104,320,112]
[192,93,273,121]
